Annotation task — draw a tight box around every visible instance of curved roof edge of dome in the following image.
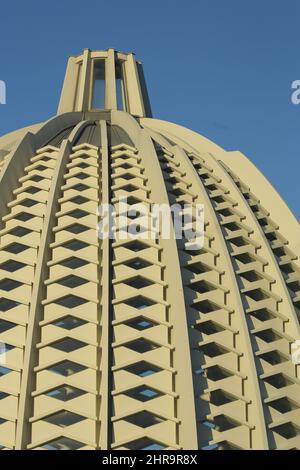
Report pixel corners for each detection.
[140,117,226,156]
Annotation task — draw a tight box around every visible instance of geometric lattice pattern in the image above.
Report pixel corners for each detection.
[0,47,299,450]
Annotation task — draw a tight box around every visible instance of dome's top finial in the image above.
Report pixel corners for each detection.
[57,48,152,117]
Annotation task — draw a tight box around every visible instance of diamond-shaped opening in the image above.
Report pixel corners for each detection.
[165,175,181,185]
[199,342,229,358]
[0,278,22,291]
[273,246,286,258]
[245,288,269,301]
[234,252,256,264]
[4,243,29,254]
[193,299,221,313]
[210,389,237,406]
[218,208,233,217]
[65,223,89,234]
[0,260,26,272]
[264,228,275,239]
[229,237,248,247]
[59,257,89,269]
[124,361,162,377]
[253,329,282,343]
[124,296,155,310]
[9,226,31,237]
[0,366,11,376]
[287,280,300,294]
[46,385,86,401]
[53,316,86,330]
[185,261,211,275]
[62,240,88,251]
[268,397,299,413]
[248,308,276,322]
[124,316,157,331]
[124,196,143,206]
[123,276,154,289]
[161,165,175,175]
[120,224,148,235]
[126,438,165,450]
[223,222,240,232]
[125,386,162,402]
[54,294,87,308]
[124,240,148,252]
[70,196,89,205]
[121,183,139,193]
[206,365,232,381]
[190,280,216,293]
[211,195,225,203]
[25,186,41,195]
[272,422,300,439]
[15,212,34,222]
[205,183,218,191]
[124,411,165,428]
[35,165,47,171]
[43,410,85,427]
[68,209,88,219]
[124,338,159,353]
[30,174,44,182]
[263,373,294,389]
[294,299,300,310]
[0,298,19,312]
[171,187,185,197]
[57,275,88,288]
[119,173,135,181]
[42,437,84,450]
[259,350,289,365]
[124,258,151,270]
[126,209,145,220]
[119,162,132,170]
[280,263,294,275]
[214,414,240,432]
[50,337,86,352]
[72,183,89,191]
[41,156,51,162]
[77,162,89,169]
[0,320,15,333]
[239,270,264,282]
[48,361,85,376]
[20,198,38,208]
[194,321,224,335]
[0,392,8,400]
[74,172,89,180]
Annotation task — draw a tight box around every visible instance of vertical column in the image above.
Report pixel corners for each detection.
[105,49,117,110]
[124,54,145,117]
[98,120,111,449]
[57,56,79,114]
[110,110,198,449]
[77,49,91,112]
[174,146,270,449]
[15,120,94,449]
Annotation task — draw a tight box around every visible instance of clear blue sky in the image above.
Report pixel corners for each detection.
[0,0,299,218]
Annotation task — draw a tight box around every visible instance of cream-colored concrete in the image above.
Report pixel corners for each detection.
[0,48,299,451]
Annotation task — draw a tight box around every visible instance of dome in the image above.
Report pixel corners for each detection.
[0,48,299,450]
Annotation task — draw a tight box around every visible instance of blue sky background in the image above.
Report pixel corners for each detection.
[0,0,299,218]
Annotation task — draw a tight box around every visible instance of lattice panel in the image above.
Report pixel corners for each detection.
[0,145,59,449]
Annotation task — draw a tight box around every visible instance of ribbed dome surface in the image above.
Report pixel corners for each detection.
[0,49,299,451]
